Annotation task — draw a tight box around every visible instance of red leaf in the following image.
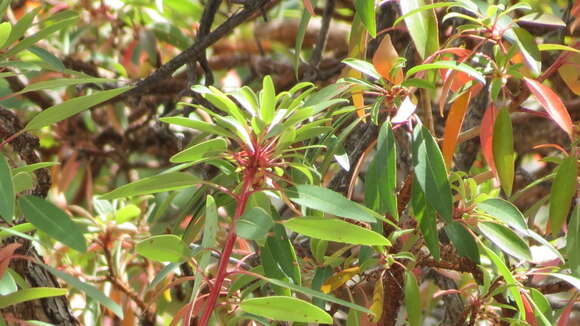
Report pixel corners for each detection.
[372,34,404,84]
[480,104,498,176]
[521,293,537,326]
[442,91,472,167]
[0,243,22,278]
[303,0,316,16]
[523,77,574,138]
[557,297,575,326]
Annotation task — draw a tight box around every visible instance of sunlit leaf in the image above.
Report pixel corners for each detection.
[99,172,199,200]
[549,156,577,235]
[400,0,439,59]
[170,138,227,163]
[284,217,391,246]
[479,222,531,261]
[19,196,87,252]
[240,296,333,324]
[135,235,190,263]
[343,58,382,80]
[442,91,471,167]
[477,198,527,233]
[24,86,133,131]
[260,75,276,124]
[321,267,360,294]
[511,27,541,77]
[160,116,234,138]
[0,22,12,49]
[354,0,376,37]
[523,77,574,138]
[492,108,515,196]
[406,61,485,84]
[519,13,566,27]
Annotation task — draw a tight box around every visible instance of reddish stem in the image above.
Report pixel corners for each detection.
[197,169,255,326]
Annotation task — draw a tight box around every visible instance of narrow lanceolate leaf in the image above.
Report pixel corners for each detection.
[369,276,384,322]
[442,91,471,167]
[19,196,87,252]
[523,77,574,138]
[549,157,577,235]
[284,217,391,246]
[478,222,532,261]
[412,125,453,223]
[240,296,333,324]
[0,153,15,222]
[492,108,515,196]
[477,198,527,233]
[43,265,123,318]
[412,180,440,260]
[479,104,498,175]
[135,235,190,263]
[481,243,525,317]
[400,0,439,59]
[169,138,227,163]
[364,122,398,219]
[99,172,199,200]
[287,185,380,223]
[18,78,112,94]
[260,75,276,124]
[236,207,274,240]
[343,58,382,80]
[568,205,580,278]
[321,267,360,294]
[0,21,11,49]
[404,271,422,326]
[160,117,233,138]
[354,0,376,37]
[0,288,67,309]
[511,27,541,77]
[372,35,404,84]
[24,86,133,131]
[444,221,479,263]
[406,61,485,84]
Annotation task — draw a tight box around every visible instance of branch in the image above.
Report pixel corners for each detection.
[120,0,269,99]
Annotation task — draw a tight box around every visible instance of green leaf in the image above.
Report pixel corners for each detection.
[477,198,527,233]
[12,172,33,193]
[240,296,333,324]
[342,58,382,80]
[24,86,133,131]
[412,125,453,223]
[0,153,15,221]
[481,243,525,319]
[406,61,485,84]
[169,138,227,163]
[287,185,380,223]
[0,223,36,241]
[400,0,439,59]
[411,179,440,260]
[19,196,87,252]
[538,44,580,54]
[151,23,191,50]
[492,108,515,196]
[284,217,391,246]
[11,162,59,175]
[0,288,67,309]
[364,122,398,218]
[404,271,422,326]
[114,204,141,223]
[568,205,580,278]
[549,156,577,235]
[444,221,479,263]
[18,78,113,95]
[4,15,79,58]
[135,234,190,263]
[518,13,566,27]
[0,22,11,49]
[294,0,318,74]
[99,172,199,200]
[478,222,531,261]
[192,85,246,124]
[260,75,276,124]
[160,116,234,138]
[27,46,64,72]
[3,7,39,48]
[236,207,274,240]
[354,0,376,37]
[394,2,455,27]
[190,195,218,303]
[267,223,302,286]
[511,26,541,77]
[264,277,372,315]
[43,265,123,318]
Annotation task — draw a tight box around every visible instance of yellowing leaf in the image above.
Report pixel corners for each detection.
[369,276,384,322]
[442,91,471,167]
[321,267,360,294]
[372,34,404,84]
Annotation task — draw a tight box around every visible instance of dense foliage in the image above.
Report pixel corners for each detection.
[0,0,578,325]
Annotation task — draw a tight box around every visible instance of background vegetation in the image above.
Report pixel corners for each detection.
[0,0,578,325]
